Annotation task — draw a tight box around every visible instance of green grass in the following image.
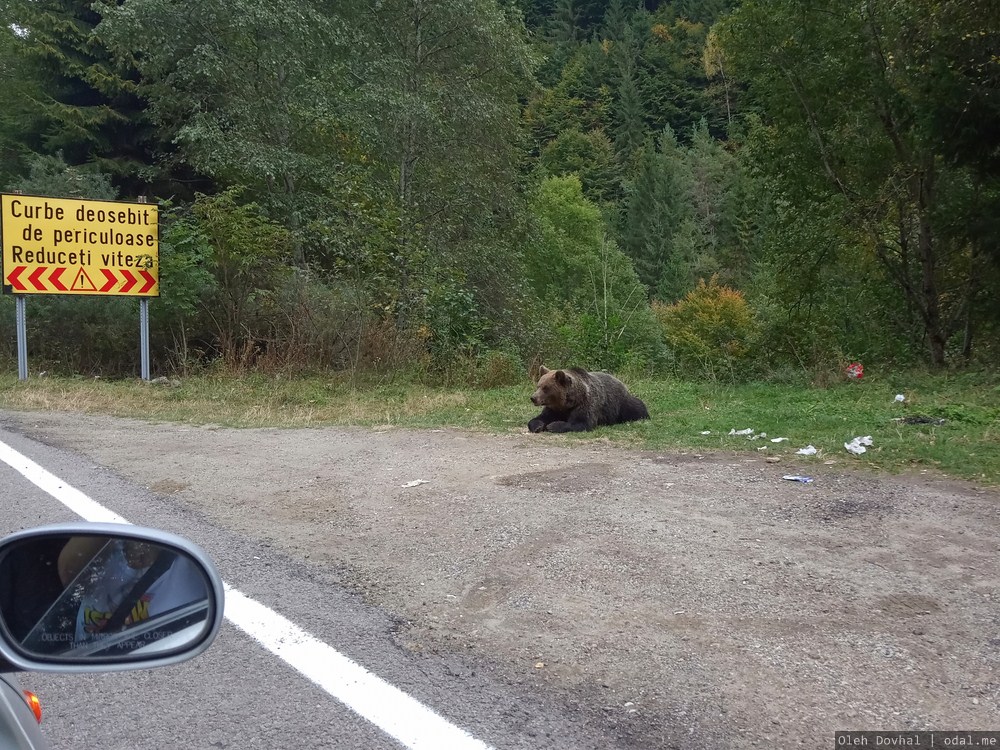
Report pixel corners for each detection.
[1,369,998,484]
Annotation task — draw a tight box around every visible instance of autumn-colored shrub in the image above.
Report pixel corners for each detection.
[653,277,759,379]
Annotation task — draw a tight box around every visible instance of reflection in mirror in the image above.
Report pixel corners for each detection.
[0,534,212,661]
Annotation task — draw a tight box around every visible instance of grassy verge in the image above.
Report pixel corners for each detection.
[1,369,998,484]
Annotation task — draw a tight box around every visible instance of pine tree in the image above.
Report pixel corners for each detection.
[613,71,647,161]
[11,0,182,196]
[601,0,630,43]
[620,126,692,300]
[548,0,581,44]
[0,12,43,184]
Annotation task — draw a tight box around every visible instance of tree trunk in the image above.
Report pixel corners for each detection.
[914,164,947,367]
[394,0,426,330]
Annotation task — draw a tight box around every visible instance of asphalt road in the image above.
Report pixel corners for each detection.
[0,424,605,750]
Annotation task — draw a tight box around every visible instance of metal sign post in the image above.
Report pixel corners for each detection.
[137,196,151,381]
[140,297,150,381]
[15,295,27,380]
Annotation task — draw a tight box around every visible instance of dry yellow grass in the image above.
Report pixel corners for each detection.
[0,375,474,429]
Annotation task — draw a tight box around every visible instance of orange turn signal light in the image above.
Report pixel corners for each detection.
[22,690,42,724]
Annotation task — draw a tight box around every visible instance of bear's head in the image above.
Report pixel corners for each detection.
[530,366,573,410]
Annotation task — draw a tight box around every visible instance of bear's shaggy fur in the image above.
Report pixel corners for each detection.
[528,365,649,433]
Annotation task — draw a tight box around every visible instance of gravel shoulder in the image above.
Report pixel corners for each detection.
[5,410,999,747]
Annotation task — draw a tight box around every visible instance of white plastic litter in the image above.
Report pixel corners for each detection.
[729,428,754,436]
[700,431,712,435]
[844,436,874,455]
[782,475,814,483]
[894,394,906,402]
[795,445,817,456]
[401,479,430,488]
[770,437,789,443]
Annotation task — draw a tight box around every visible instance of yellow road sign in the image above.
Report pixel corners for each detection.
[1,193,159,296]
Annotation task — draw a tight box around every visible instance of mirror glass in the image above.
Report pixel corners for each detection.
[0,534,214,662]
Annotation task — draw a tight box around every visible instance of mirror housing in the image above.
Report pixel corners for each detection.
[0,523,224,674]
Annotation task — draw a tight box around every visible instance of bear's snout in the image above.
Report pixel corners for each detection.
[530,393,541,406]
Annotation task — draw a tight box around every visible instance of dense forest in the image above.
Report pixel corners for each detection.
[0,0,997,381]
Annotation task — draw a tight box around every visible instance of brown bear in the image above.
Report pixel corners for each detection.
[528,366,649,433]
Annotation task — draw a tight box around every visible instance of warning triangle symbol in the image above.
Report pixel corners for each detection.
[71,268,97,292]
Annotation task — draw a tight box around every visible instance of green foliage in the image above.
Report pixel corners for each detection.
[600,0,630,43]
[189,189,292,363]
[637,10,721,139]
[523,43,613,150]
[96,0,535,368]
[96,0,348,199]
[6,152,117,199]
[682,120,751,285]
[2,0,997,381]
[619,120,752,303]
[0,18,43,186]
[525,1,750,330]
[0,294,139,375]
[0,0,543,378]
[538,127,618,204]
[612,71,647,160]
[9,0,176,195]
[351,0,534,330]
[424,277,488,357]
[653,277,759,379]
[547,0,581,45]
[719,0,999,366]
[151,207,218,338]
[620,127,690,298]
[524,174,606,299]
[525,175,663,370]
[552,302,665,373]
[736,135,919,375]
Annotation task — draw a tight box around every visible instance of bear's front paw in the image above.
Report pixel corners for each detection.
[528,419,547,433]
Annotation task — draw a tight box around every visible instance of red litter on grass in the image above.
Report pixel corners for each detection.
[846,362,864,380]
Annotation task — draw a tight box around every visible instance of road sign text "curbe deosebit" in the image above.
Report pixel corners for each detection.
[1,193,159,297]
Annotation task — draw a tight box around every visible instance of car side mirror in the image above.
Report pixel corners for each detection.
[0,524,224,672]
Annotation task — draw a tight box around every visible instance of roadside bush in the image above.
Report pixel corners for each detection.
[424,276,488,359]
[355,318,431,377]
[473,349,525,387]
[428,347,525,388]
[191,189,293,366]
[151,207,220,374]
[260,272,417,376]
[552,302,666,373]
[654,276,759,380]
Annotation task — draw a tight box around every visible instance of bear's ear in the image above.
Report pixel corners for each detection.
[538,365,550,376]
[554,369,571,387]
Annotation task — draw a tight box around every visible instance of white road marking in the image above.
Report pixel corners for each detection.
[1,438,494,750]
[0,441,130,525]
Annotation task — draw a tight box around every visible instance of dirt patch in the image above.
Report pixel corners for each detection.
[496,462,616,493]
[4,411,999,747]
[148,478,190,495]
